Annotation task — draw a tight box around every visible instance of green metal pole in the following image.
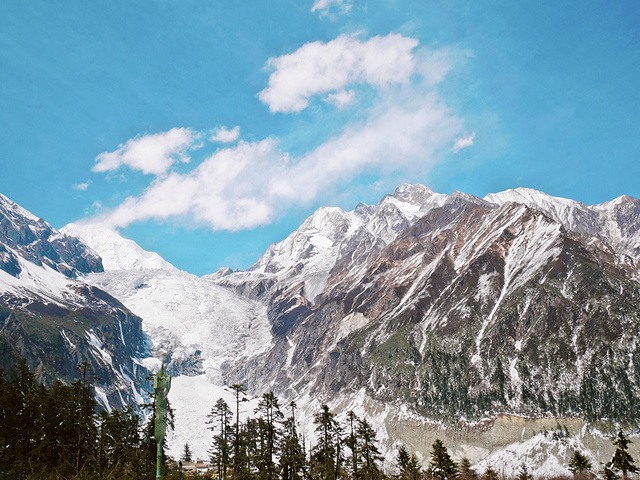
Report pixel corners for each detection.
[154,365,171,480]
[156,440,163,480]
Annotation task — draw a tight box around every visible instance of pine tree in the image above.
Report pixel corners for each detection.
[310,405,339,480]
[568,451,592,476]
[280,402,306,480]
[345,411,360,480]
[611,431,638,480]
[255,391,284,480]
[459,457,477,480]
[97,406,142,478]
[209,397,233,480]
[182,442,193,463]
[429,439,457,480]
[229,383,248,480]
[72,361,98,475]
[602,464,620,480]
[355,418,383,480]
[517,463,532,480]
[397,445,422,480]
[483,465,499,480]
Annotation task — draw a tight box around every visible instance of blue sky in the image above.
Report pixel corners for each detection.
[1,0,639,275]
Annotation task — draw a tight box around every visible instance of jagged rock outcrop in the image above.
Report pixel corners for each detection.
[0,193,150,410]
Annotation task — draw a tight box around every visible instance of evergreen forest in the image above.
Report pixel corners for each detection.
[0,361,637,480]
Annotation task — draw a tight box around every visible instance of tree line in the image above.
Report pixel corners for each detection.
[1,360,638,480]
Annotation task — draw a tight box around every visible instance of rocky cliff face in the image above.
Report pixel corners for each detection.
[0,193,103,278]
[0,193,150,410]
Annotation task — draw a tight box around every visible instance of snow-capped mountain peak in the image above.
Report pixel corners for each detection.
[61,222,176,272]
[0,192,41,224]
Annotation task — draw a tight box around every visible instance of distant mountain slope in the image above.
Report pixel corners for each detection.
[61,222,176,271]
[0,194,150,410]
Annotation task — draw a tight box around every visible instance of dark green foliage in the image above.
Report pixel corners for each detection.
[396,445,422,480]
[279,402,305,480]
[310,405,340,480]
[0,362,390,480]
[568,451,592,475]
[0,360,158,480]
[255,391,284,480]
[459,457,477,480]
[182,443,193,463]
[230,383,249,479]
[610,431,638,480]
[428,439,457,480]
[355,418,383,479]
[483,465,499,480]
[601,464,620,480]
[208,397,232,480]
[345,411,360,479]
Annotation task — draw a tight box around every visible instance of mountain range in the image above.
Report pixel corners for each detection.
[2,185,640,476]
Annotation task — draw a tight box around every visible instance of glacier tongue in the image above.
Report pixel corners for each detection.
[81,267,273,459]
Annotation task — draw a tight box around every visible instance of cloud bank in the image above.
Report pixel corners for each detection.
[92,34,471,232]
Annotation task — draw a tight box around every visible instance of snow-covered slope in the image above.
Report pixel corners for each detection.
[485,187,640,265]
[85,268,271,385]
[61,222,176,271]
[213,184,474,302]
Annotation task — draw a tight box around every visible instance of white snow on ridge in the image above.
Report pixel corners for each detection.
[0,192,41,224]
[0,249,84,306]
[61,222,176,271]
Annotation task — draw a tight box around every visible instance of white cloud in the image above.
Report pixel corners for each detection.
[93,128,198,176]
[311,0,352,15]
[452,131,476,152]
[106,140,280,231]
[324,89,356,109]
[268,93,462,203]
[259,33,418,113]
[101,89,461,232]
[73,182,90,191]
[210,125,240,143]
[94,37,469,233]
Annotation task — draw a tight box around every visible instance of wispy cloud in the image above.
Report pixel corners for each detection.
[73,181,90,191]
[324,89,356,109]
[452,131,476,152]
[210,125,240,143]
[259,33,418,113]
[93,128,198,176]
[311,0,352,16]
